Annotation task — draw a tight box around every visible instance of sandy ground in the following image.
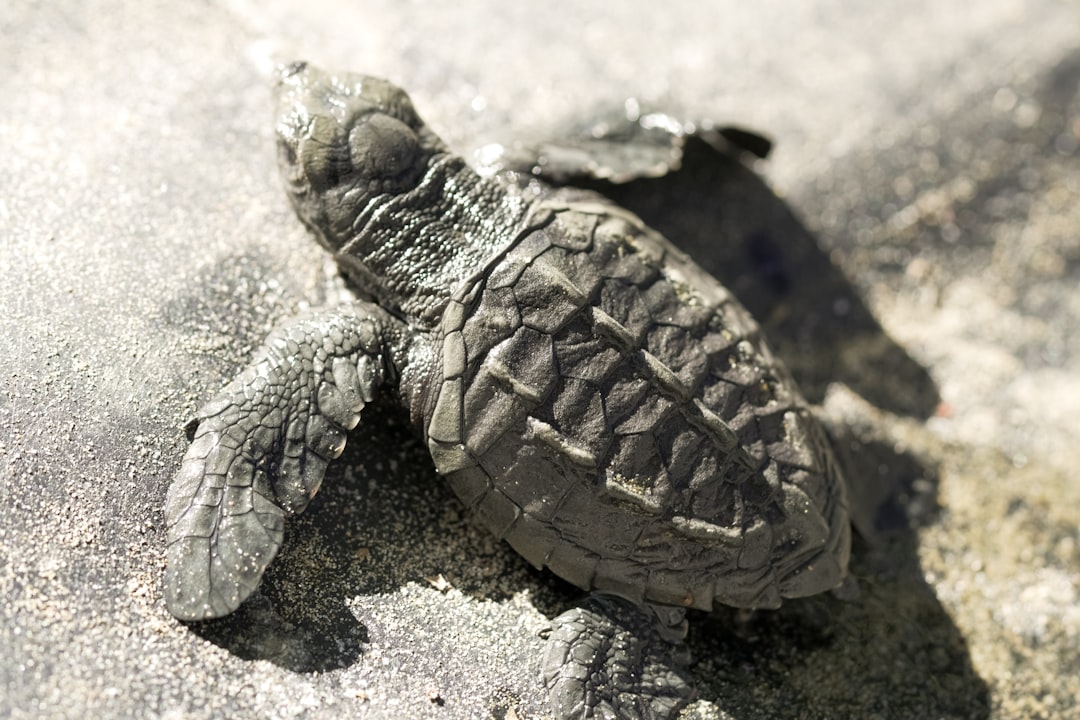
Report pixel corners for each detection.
[2,2,1078,718]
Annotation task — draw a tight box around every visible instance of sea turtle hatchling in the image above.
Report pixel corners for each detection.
[164,62,853,719]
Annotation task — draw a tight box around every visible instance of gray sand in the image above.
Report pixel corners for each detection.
[2,2,1078,718]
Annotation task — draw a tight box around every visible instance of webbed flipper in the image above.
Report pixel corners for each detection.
[479,103,770,186]
[164,301,400,620]
[542,596,693,720]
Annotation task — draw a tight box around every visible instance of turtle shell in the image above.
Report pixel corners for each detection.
[424,199,850,611]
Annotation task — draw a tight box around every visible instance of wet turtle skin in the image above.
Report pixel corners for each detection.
[164,62,851,719]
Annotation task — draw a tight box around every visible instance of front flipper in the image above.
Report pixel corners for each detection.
[164,301,402,621]
[478,104,770,186]
[543,596,693,720]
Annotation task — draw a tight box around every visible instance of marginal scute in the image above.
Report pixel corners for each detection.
[441,330,466,378]
[501,512,557,569]
[644,569,695,608]
[442,297,466,330]
[592,558,648,603]
[427,376,463,444]
[717,564,781,609]
[473,486,521,540]
[428,438,475,475]
[545,543,599,590]
[443,463,489,506]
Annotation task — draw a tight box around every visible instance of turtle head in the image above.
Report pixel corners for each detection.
[274,61,449,253]
[274,62,524,325]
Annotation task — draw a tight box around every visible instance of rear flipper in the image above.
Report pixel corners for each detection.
[543,595,693,720]
[163,301,400,621]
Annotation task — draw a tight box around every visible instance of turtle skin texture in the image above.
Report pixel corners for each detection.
[163,62,851,720]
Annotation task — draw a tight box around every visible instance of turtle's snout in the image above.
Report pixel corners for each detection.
[279,60,309,83]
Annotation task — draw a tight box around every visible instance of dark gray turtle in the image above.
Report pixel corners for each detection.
[164,62,852,720]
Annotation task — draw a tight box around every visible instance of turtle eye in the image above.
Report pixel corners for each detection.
[298,115,351,190]
[348,113,421,184]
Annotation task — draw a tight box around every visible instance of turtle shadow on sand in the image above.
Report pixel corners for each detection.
[183,129,988,717]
